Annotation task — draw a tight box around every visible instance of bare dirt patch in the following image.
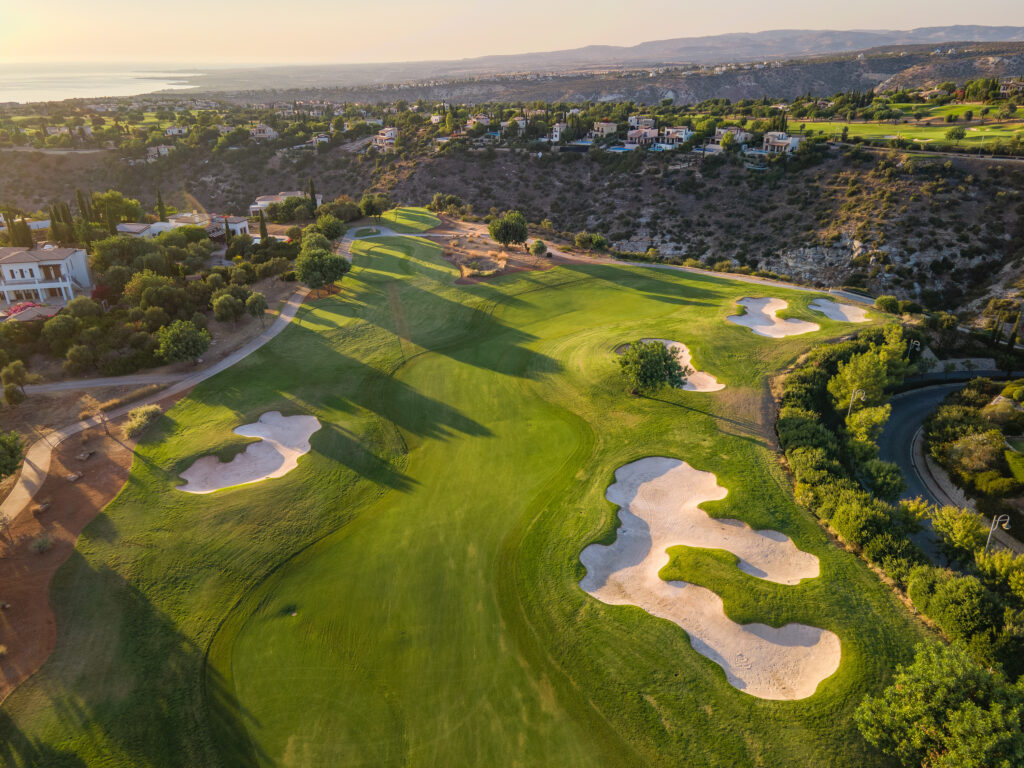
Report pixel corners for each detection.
[580,457,840,700]
[0,396,181,704]
[440,232,554,283]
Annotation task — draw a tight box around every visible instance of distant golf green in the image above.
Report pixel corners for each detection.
[0,221,928,767]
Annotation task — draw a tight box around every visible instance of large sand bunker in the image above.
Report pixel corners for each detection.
[617,339,724,392]
[808,298,869,323]
[726,297,819,338]
[178,411,321,494]
[580,457,840,700]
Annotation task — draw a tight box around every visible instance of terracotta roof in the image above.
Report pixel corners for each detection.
[0,247,81,264]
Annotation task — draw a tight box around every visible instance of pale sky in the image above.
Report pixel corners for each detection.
[1,0,1021,65]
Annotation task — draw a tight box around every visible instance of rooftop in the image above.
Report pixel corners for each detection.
[0,247,81,264]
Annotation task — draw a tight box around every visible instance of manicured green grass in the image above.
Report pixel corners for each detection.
[0,233,927,767]
[800,118,1024,147]
[353,227,378,237]
[379,205,440,233]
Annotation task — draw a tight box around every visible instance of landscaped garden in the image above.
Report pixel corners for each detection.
[0,225,932,767]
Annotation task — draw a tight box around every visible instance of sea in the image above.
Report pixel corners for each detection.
[0,63,202,105]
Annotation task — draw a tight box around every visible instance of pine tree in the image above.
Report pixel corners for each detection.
[157,190,167,222]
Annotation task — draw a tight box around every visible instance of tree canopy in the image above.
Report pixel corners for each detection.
[155,320,211,363]
[856,642,1024,768]
[488,210,528,249]
[618,341,685,395]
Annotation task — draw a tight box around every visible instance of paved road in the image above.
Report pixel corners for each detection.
[26,372,189,394]
[0,287,309,526]
[879,383,968,506]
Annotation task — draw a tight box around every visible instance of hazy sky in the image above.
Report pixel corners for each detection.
[1,0,1020,64]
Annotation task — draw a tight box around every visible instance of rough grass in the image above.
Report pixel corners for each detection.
[0,235,926,767]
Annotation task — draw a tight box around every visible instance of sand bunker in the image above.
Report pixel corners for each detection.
[617,339,724,392]
[808,298,869,323]
[580,457,840,700]
[726,297,819,338]
[178,411,321,494]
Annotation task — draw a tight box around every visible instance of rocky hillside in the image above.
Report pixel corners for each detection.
[390,146,1023,310]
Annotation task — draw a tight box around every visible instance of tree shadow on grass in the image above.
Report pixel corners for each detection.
[0,552,269,767]
[564,263,721,308]
[643,394,770,448]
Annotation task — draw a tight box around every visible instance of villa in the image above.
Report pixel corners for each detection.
[249,191,323,217]
[762,131,802,154]
[0,245,92,303]
[549,121,569,142]
[164,126,189,137]
[713,126,753,145]
[249,124,279,141]
[589,121,618,139]
[372,127,398,152]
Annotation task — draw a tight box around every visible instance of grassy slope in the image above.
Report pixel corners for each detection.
[0,232,927,767]
[800,118,1024,145]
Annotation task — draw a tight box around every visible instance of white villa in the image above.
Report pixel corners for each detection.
[430,114,443,124]
[628,116,656,129]
[372,127,398,152]
[549,121,569,142]
[713,126,753,145]
[658,126,694,146]
[164,125,189,137]
[763,131,802,154]
[249,124,279,141]
[0,246,92,303]
[625,127,659,147]
[249,191,323,217]
[501,117,527,133]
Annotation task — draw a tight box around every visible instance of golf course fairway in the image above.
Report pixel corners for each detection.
[0,230,929,767]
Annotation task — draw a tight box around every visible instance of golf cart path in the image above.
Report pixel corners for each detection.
[0,287,310,527]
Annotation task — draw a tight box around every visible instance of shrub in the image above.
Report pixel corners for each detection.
[30,534,53,554]
[874,295,899,313]
[124,405,162,439]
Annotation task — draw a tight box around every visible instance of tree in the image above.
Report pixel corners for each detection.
[155,320,211,363]
[258,210,268,242]
[719,131,736,152]
[315,214,345,240]
[488,210,528,249]
[930,505,988,564]
[0,431,23,480]
[359,193,388,222]
[530,239,548,257]
[212,294,245,324]
[618,341,684,395]
[41,314,80,355]
[828,348,889,410]
[946,126,967,145]
[245,292,268,326]
[855,642,1024,768]
[295,248,350,297]
[1,360,28,393]
[156,189,167,222]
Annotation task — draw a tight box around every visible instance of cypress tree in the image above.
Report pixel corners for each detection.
[157,190,167,222]
[1008,311,1022,349]
[307,177,317,203]
[259,210,268,242]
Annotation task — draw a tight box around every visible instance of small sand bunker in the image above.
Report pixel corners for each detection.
[616,339,724,392]
[808,298,869,323]
[726,297,819,338]
[580,457,840,700]
[178,411,321,494]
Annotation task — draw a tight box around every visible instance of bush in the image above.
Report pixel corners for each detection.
[874,295,899,313]
[124,405,162,439]
[30,534,53,554]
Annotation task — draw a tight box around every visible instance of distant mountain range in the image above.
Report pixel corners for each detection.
[182,26,1024,93]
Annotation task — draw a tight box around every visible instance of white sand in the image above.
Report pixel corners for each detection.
[178,411,321,494]
[621,339,724,392]
[808,299,869,323]
[726,297,820,338]
[580,457,840,700]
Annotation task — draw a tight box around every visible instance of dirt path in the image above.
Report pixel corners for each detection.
[0,412,150,704]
